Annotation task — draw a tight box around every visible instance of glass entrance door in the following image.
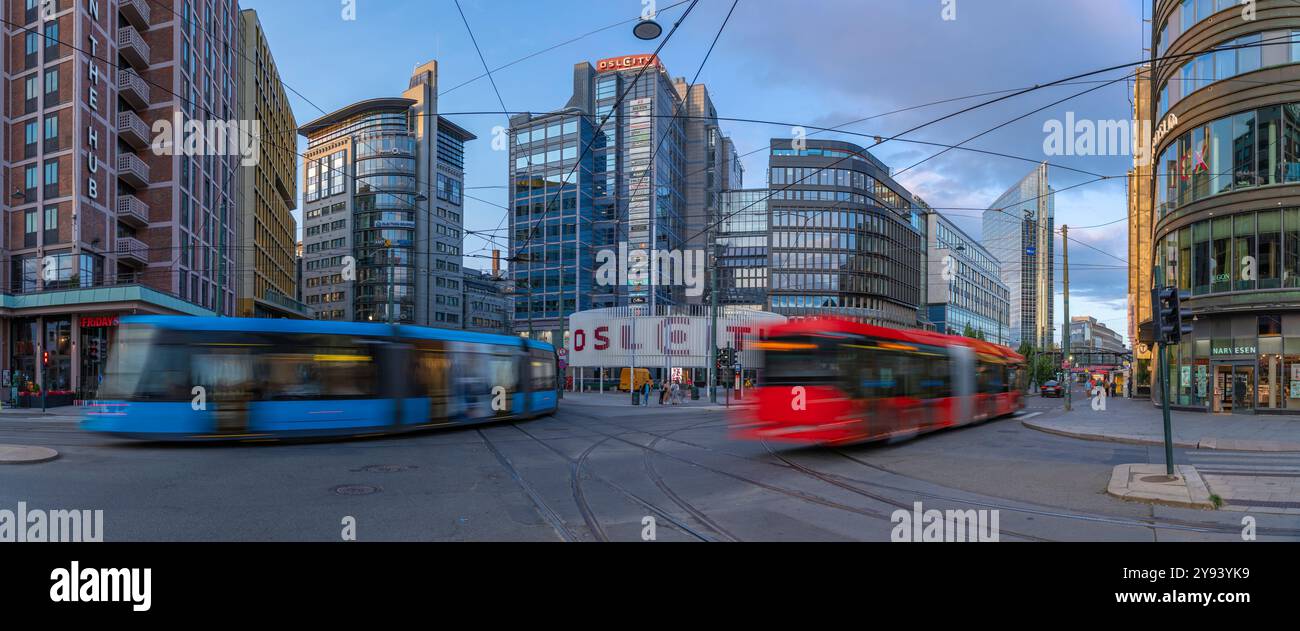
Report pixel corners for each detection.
[1213,365,1232,413]
[1233,366,1255,413]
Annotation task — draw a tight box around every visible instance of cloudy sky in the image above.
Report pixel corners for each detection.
[243,0,1148,344]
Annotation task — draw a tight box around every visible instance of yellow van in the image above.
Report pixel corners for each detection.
[619,368,652,392]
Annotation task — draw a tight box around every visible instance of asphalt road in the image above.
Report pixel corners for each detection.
[1,395,1298,541]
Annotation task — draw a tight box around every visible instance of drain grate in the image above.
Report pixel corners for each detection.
[351,464,418,473]
[334,484,380,496]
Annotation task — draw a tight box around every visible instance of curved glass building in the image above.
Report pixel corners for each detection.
[1150,0,1300,413]
[299,62,475,327]
[766,139,927,328]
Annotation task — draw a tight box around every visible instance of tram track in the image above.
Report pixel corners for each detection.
[506,423,717,542]
[559,408,1300,540]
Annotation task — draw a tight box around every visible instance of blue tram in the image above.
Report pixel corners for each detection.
[82,317,559,441]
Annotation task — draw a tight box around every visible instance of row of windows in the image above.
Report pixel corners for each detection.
[1158,32,1299,119]
[515,120,580,145]
[1161,207,1300,295]
[1157,103,1300,218]
[1157,0,1249,58]
[306,202,347,221]
[769,167,909,209]
[306,220,348,237]
[514,145,580,171]
[305,238,346,254]
[21,115,58,145]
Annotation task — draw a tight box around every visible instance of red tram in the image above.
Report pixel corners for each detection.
[732,318,1025,446]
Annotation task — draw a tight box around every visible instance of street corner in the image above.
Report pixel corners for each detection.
[1107,464,1215,510]
[0,444,59,465]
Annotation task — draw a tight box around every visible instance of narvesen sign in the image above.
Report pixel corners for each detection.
[596,54,660,73]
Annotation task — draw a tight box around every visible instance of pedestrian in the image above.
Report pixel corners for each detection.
[659,380,668,405]
[670,381,680,405]
[642,380,651,406]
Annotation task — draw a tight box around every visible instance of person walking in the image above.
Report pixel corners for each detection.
[670,380,681,405]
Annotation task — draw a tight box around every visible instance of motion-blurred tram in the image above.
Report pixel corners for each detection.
[82,317,559,441]
[732,318,1025,446]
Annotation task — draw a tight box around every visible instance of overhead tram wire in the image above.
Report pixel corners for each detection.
[513,0,703,260]
[612,0,742,251]
[452,0,518,261]
[676,31,1300,250]
[438,0,695,98]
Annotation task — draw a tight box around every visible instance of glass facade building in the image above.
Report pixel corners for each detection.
[926,212,1011,345]
[298,62,473,327]
[982,163,1055,349]
[508,57,730,345]
[1150,0,1300,414]
[766,139,926,328]
[716,190,769,309]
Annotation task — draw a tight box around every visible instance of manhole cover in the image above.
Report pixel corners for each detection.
[351,464,417,473]
[334,485,380,496]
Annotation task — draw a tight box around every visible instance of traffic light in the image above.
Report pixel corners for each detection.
[715,348,729,373]
[42,351,49,366]
[1155,286,1193,344]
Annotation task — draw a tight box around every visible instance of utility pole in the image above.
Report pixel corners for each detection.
[1062,225,1072,412]
[708,241,721,403]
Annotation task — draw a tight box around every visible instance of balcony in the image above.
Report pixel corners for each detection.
[116,236,149,267]
[117,110,151,150]
[117,153,150,189]
[117,194,149,229]
[119,0,151,31]
[117,68,150,111]
[117,26,151,71]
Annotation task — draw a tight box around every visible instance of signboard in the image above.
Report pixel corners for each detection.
[1180,366,1191,388]
[1212,344,1256,356]
[80,316,120,328]
[1291,381,1300,399]
[596,54,660,73]
[568,310,786,369]
[1025,247,1037,257]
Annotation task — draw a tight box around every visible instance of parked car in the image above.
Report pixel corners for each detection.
[1040,380,1065,398]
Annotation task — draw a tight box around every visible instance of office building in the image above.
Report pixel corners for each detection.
[926,212,1011,344]
[715,189,768,310]
[235,8,306,319]
[509,55,733,345]
[1128,64,1154,394]
[1,0,246,401]
[298,61,475,327]
[1149,0,1300,413]
[767,138,927,328]
[982,163,1055,349]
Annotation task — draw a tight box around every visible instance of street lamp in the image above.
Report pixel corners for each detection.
[633,18,662,40]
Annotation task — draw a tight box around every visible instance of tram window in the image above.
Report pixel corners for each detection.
[192,352,257,401]
[415,349,451,398]
[99,326,190,401]
[262,335,378,400]
[530,350,555,391]
[764,338,837,386]
[918,350,951,399]
[491,354,520,393]
[977,361,1005,394]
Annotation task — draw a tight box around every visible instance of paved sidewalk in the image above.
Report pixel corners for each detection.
[1023,395,1300,452]
[561,390,747,412]
[0,406,79,422]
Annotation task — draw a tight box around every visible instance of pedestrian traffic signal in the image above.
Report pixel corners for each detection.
[1155,286,1193,344]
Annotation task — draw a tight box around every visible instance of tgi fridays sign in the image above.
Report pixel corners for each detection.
[597,54,660,73]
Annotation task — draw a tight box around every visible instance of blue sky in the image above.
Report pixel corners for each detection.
[242,0,1149,344]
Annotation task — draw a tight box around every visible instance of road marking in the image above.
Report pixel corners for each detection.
[1019,412,1043,421]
